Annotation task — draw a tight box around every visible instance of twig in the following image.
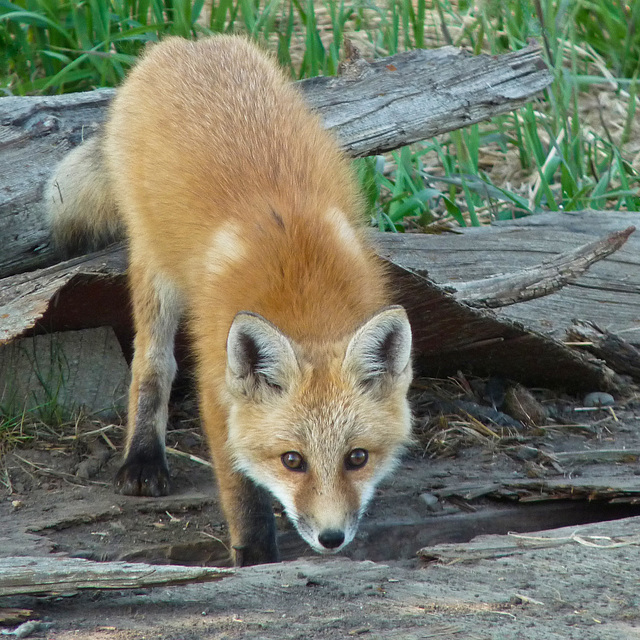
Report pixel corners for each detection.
[165,447,212,468]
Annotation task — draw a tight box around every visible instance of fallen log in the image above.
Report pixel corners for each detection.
[449,227,635,308]
[399,210,640,340]
[1,224,632,392]
[0,556,232,597]
[0,44,551,278]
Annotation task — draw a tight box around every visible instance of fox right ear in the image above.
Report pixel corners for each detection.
[226,312,299,398]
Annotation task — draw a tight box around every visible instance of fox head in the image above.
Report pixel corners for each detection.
[224,306,412,554]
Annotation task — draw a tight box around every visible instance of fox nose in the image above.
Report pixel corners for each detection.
[318,529,345,550]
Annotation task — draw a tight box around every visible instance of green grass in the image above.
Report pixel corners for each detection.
[1,0,639,226]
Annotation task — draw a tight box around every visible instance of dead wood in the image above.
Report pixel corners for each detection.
[418,527,640,564]
[0,556,232,597]
[552,449,640,464]
[432,476,640,504]
[0,245,128,346]
[2,222,632,392]
[449,226,635,308]
[399,210,640,340]
[567,320,640,381]
[0,44,551,278]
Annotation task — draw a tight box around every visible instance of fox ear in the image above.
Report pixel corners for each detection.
[226,312,299,397]
[343,306,412,389]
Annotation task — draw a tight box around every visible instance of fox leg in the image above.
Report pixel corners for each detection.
[115,262,181,497]
[200,392,279,566]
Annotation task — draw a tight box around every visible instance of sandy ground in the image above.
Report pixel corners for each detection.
[2,385,640,639]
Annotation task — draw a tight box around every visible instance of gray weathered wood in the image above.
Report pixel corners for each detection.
[0,236,622,392]
[376,210,640,341]
[0,245,128,345]
[450,226,635,308]
[567,319,640,381]
[0,44,551,278]
[0,327,129,419]
[418,518,640,563]
[0,556,232,597]
[432,476,640,503]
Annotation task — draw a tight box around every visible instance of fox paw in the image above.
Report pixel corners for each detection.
[115,456,170,497]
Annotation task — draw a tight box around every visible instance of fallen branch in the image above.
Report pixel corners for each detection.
[450,227,636,308]
[0,556,232,597]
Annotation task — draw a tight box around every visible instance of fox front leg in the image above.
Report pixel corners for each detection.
[199,392,280,567]
[115,265,181,497]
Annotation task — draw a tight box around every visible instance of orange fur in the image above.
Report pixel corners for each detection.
[48,35,413,565]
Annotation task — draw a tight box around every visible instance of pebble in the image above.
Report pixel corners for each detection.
[419,492,442,512]
[582,391,615,407]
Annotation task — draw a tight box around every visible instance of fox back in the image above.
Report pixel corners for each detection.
[47,36,413,562]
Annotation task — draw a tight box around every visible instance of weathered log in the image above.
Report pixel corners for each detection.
[0,556,232,597]
[0,245,128,345]
[0,232,626,392]
[0,44,551,278]
[377,210,640,341]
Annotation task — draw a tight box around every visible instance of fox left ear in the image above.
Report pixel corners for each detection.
[343,306,412,388]
[226,312,299,398]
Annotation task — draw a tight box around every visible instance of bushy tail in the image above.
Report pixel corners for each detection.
[45,135,124,257]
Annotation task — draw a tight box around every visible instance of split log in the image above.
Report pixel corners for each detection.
[395,210,640,341]
[0,556,232,597]
[0,225,631,392]
[450,227,635,308]
[0,44,551,278]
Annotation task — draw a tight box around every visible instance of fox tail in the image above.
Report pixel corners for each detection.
[45,136,123,256]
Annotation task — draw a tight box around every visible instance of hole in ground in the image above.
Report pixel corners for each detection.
[278,500,640,563]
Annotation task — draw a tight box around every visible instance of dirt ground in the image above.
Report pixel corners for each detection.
[2,383,640,639]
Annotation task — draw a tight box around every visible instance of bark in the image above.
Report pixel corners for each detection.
[0,556,231,597]
[0,44,551,278]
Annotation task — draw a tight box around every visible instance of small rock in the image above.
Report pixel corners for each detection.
[11,500,23,510]
[419,492,442,512]
[582,392,615,407]
[483,377,507,409]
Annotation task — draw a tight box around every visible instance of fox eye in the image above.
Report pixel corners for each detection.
[281,451,306,472]
[345,448,368,470]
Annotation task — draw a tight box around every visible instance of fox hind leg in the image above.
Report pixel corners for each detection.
[115,263,181,497]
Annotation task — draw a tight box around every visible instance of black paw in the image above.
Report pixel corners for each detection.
[115,456,170,497]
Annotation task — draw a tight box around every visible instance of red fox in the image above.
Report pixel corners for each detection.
[46,36,413,566]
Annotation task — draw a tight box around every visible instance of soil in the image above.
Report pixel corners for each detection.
[2,384,640,639]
